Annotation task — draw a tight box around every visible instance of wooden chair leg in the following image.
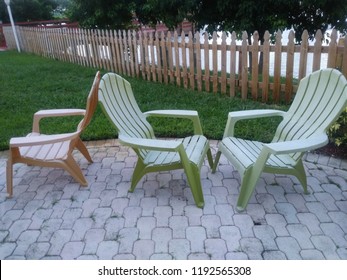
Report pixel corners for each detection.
[6,159,13,197]
[76,138,93,163]
[63,156,88,186]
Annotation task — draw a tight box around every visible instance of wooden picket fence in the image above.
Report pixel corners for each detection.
[3,25,347,103]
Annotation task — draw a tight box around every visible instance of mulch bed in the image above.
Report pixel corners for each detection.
[313,142,347,160]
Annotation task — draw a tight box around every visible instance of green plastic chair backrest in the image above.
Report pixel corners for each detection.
[98,73,156,157]
[272,68,347,159]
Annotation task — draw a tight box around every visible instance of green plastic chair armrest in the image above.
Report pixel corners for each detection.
[264,134,329,155]
[144,110,203,135]
[119,135,182,152]
[223,109,286,138]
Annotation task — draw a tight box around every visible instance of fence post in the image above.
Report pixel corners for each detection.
[195,31,202,92]
[285,30,295,103]
[251,31,259,100]
[262,31,270,102]
[241,31,248,100]
[327,29,338,68]
[229,31,237,97]
[298,30,309,80]
[204,32,210,92]
[312,30,323,72]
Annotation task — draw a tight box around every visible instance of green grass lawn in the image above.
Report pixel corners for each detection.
[0,51,288,151]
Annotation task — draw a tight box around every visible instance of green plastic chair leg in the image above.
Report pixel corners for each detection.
[212,151,222,173]
[185,164,204,208]
[130,159,146,192]
[236,167,263,212]
[294,159,309,194]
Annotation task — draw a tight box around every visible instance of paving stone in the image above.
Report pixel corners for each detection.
[321,183,345,201]
[113,253,135,260]
[262,250,287,260]
[337,247,347,259]
[276,237,302,259]
[184,205,203,226]
[305,202,331,223]
[300,249,325,260]
[169,216,188,238]
[137,217,156,239]
[245,204,266,225]
[275,203,299,223]
[71,218,94,241]
[285,193,308,213]
[96,240,119,259]
[169,239,190,260]
[118,227,139,254]
[219,226,241,252]
[169,196,187,216]
[25,242,50,259]
[320,223,347,248]
[48,229,73,255]
[92,207,112,228]
[225,251,248,260]
[233,214,254,238]
[140,197,158,216]
[311,235,340,259]
[81,198,101,218]
[61,208,82,229]
[202,195,217,215]
[111,197,129,216]
[150,253,173,260]
[155,188,172,206]
[6,219,31,242]
[201,215,221,238]
[105,217,125,240]
[1,140,346,260]
[297,213,323,235]
[133,240,155,259]
[186,226,206,253]
[0,243,16,259]
[255,194,277,213]
[286,224,314,249]
[253,225,278,250]
[99,190,118,207]
[29,209,54,229]
[154,206,172,227]
[123,206,142,227]
[152,227,172,253]
[83,229,105,255]
[215,204,234,225]
[188,252,210,259]
[328,212,347,232]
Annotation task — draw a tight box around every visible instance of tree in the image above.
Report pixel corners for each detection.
[0,0,58,23]
[135,0,347,42]
[67,0,136,29]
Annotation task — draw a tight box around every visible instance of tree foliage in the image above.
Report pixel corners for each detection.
[135,0,347,42]
[67,0,136,29]
[0,0,58,23]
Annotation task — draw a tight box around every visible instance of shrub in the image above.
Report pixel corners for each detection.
[329,107,347,146]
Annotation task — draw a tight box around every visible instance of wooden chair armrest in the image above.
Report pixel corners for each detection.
[10,133,77,147]
[33,109,86,133]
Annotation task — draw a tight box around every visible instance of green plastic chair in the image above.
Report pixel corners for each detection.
[98,72,213,208]
[213,68,347,212]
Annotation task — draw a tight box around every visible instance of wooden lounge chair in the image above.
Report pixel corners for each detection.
[98,72,213,208]
[6,71,101,197]
[212,68,347,211]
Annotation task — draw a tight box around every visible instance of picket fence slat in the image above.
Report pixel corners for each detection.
[4,25,346,103]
